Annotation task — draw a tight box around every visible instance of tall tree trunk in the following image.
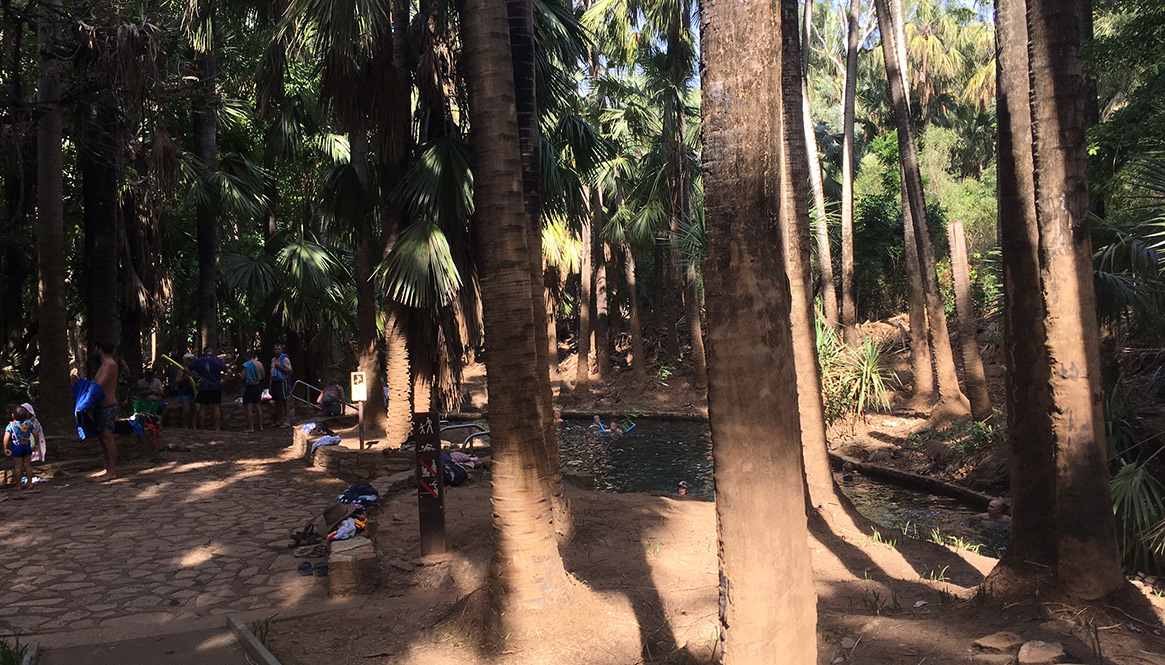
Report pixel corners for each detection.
[625,246,648,384]
[948,219,992,420]
[781,2,848,511]
[660,241,680,358]
[889,0,936,406]
[545,285,560,378]
[350,131,389,435]
[801,0,838,331]
[702,0,817,660]
[595,236,611,381]
[902,193,935,403]
[460,0,574,619]
[1026,0,1122,599]
[575,188,595,391]
[682,262,705,385]
[193,50,218,351]
[508,0,572,537]
[874,0,970,420]
[36,0,72,432]
[838,0,861,345]
[80,97,121,355]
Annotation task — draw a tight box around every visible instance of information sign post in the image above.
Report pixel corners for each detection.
[413,411,446,556]
[351,371,367,450]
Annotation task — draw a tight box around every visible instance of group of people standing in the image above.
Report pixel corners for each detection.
[174,344,295,432]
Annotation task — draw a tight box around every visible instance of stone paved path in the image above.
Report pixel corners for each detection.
[0,428,347,639]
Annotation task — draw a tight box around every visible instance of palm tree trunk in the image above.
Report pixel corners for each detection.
[460,0,574,617]
[625,246,648,385]
[1024,0,1122,599]
[802,0,838,331]
[902,195,935,403]
[193,49,218,351]
[595,236,611,381]
[702,0,817,659]
[874,0,970,420]
[80,97,121,354]
[948,219,992,419]
[781,4,847,511]
[682,262,705,385]
[993,0,1059,572]
[508,0,572,537]
[350,131,389,434]
[575,188,595,391]
[889,0,935,407]
[838,0,861,346]
[660,241,680,358]
[36,0,72,433]
[545,285,560,378]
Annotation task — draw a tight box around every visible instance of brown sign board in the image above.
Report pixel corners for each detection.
[413,411,446,556]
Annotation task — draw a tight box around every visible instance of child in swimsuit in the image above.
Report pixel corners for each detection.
[4,406,35,488]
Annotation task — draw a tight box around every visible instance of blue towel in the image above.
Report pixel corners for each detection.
[311,435,341,453]
[71,379,105,439]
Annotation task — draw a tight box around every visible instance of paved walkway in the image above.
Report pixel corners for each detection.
[0,427,347,642]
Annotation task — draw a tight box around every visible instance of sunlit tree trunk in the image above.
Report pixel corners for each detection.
[576,188,596,391]
[701,0,817,660]
[460,0,574,617]
[888,0,936,406]
[36,0,72,432]
[625,246,648,384]
[782,2,848,511]
[1028,0,1121,599]
[595,236,611,381]
[875,0,970,420]
[839,0,861,346]
[802,0,837,330]
[509,0,572,537]
[948,219,992,419]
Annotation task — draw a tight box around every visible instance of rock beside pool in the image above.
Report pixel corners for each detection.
[1017,641,1065,664]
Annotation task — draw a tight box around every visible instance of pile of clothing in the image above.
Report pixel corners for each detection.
[325,481,380,541]
[442,451,478,487]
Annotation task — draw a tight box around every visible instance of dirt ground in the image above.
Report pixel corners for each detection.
[270,483,1165,665]
[264,332,1165,664]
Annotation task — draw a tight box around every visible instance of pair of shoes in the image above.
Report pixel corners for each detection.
[289,524,323,548]
[294,544,328,558]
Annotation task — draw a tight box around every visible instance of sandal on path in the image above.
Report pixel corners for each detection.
[313,562,328,576]
[297,561,313,576]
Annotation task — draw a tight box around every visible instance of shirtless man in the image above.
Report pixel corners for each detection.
[93,342,120,480]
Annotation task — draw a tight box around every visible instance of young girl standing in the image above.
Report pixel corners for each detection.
[4,406,35,488]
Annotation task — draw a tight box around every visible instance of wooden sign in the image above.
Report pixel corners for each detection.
[350,371,367,402]
[413,411,446,556]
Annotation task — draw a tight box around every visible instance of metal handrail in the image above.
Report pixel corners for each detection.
[290,379,356,411]
[461,431,491,449]
[439,423,487,436]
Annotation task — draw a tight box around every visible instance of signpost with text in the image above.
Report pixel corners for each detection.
[413,412,446,556]
[351,371,366,450]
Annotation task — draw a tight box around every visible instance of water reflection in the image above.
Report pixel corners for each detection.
[553,418,1007,558]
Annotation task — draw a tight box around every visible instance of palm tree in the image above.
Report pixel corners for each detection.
[182,2,219,350]
[891,0,936,407]
[840,0,862,345]
[948,218,992,420]
[993,0,1123,600]
[459,0,574,619]
[874,0,970,420]
[35,0,71,432]
[801,0,839,331]
[701,0,817,659]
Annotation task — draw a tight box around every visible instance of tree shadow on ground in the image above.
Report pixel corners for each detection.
[562,499,709,665]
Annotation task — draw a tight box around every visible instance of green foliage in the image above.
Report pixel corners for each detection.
[0,637,26,665]
[1110,456,1165,575]
[816,314,899,425]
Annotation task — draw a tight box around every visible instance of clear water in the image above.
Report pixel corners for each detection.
[554,418,1008,558]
